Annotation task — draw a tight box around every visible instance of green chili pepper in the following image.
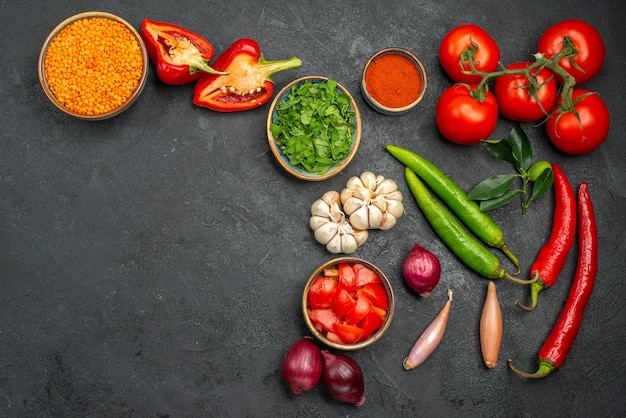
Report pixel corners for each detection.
[387,144,520,274]
[404,168,534,285]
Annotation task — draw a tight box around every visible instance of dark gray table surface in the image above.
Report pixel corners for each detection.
[2,0,625,416]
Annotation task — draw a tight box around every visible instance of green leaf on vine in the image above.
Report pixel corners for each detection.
[478,190,520,212]
[467,174,517,201]
[470,123,553,215]
[530,167,554,202]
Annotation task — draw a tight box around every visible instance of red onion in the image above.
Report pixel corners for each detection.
[321,350,365,406]
[282,337,323,396]
[402,243,441,297]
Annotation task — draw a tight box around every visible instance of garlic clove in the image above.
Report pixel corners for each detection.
[385,199,405,219]
[339,233,359,254]
[346,176,365,191]
[378,213,397,231]
[311,199,333,218]
[354,229,368,246]
[325,234,344,254]
[310,215,329,231]
[348,206,372,230]
[314,222,338,245]
[342,196,366,216]
[375,178,399,195]
[367,205,384,229]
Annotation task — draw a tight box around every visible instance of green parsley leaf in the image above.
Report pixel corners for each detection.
[271,79,355,175]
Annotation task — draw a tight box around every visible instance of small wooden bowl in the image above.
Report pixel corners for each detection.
[361,48,427,115]
[267,76,362,181]
[302,257,395,350]
[38,12,148,120]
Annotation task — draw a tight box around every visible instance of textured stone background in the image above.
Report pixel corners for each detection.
[1,0,625,416]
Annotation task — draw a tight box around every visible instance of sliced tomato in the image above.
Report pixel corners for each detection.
[332,288,357,318]
[338,262,357,294]
[333,323,364,345]
[357,283,389,310]
[371,305,387,319]
[323,268,339,277]
[358,311,385,341]
[353,263,381,287]
[307,308,339,334]
[345,295,373,325]
[325,331,343,344]
[307,276,338,309]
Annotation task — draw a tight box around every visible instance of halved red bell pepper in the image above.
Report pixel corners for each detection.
[140,19,227,85]
[193,38,302,112]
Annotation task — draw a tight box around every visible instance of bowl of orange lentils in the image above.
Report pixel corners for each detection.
[38,11,149,120]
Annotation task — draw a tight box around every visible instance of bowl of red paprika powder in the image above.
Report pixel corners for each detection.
[361,48,427,115]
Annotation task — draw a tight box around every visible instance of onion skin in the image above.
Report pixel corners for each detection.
[480,282,503,368]
[402,243,441,297]
[321,350,365,406]
[282,337,323,396]
[403,289,452,370]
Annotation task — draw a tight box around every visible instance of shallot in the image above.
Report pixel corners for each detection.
[403,289,452,370]
[321,350,365,406]
[402,243,441,297]
[480,282,503,368]
[282,337,323,396]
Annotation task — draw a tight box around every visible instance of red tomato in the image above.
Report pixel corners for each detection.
[332,288,357,317]
[358,311,385,342]
[325,331,343,344]
[537,19,605,85]
[353,263,381,287]
[436,84,498,145]
[371,306,387,318]
[345,295,373,325]
[333,323,364,345]
[307,308,339,333]
[357,283,389,310]
[494,61,558,122]
[338,262,357,294]
[439,24,500,84]
[545,89,610,154]
[307,277,338,309]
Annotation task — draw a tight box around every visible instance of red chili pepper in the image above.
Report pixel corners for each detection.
[192,38,302,112]
[140,19,227,85]
[516,163,577,311]
[508,182,597,378]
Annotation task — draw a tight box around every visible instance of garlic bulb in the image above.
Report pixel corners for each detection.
[340,171,404,230]
[310,191,368,254]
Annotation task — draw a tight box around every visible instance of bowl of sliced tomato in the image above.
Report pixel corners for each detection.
[302,257,395,350]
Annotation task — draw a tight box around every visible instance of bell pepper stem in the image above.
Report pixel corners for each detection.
[189,58,230,76]
[258,55,303,81]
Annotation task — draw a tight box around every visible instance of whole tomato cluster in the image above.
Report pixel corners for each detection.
[436,20,610,155]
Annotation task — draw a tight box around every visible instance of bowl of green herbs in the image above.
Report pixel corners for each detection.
[267,76,362,181]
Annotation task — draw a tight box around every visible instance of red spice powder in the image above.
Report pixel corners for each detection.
[364,53,422,108]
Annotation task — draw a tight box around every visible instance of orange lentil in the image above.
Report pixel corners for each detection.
[44,17,144,116]
[364,53,422,108]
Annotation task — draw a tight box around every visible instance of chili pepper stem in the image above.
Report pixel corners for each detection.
[502,271,538,285]
[507,359,556,379]
[258,55,302,80]
[515,274,544,311]
[500,244,521,274]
